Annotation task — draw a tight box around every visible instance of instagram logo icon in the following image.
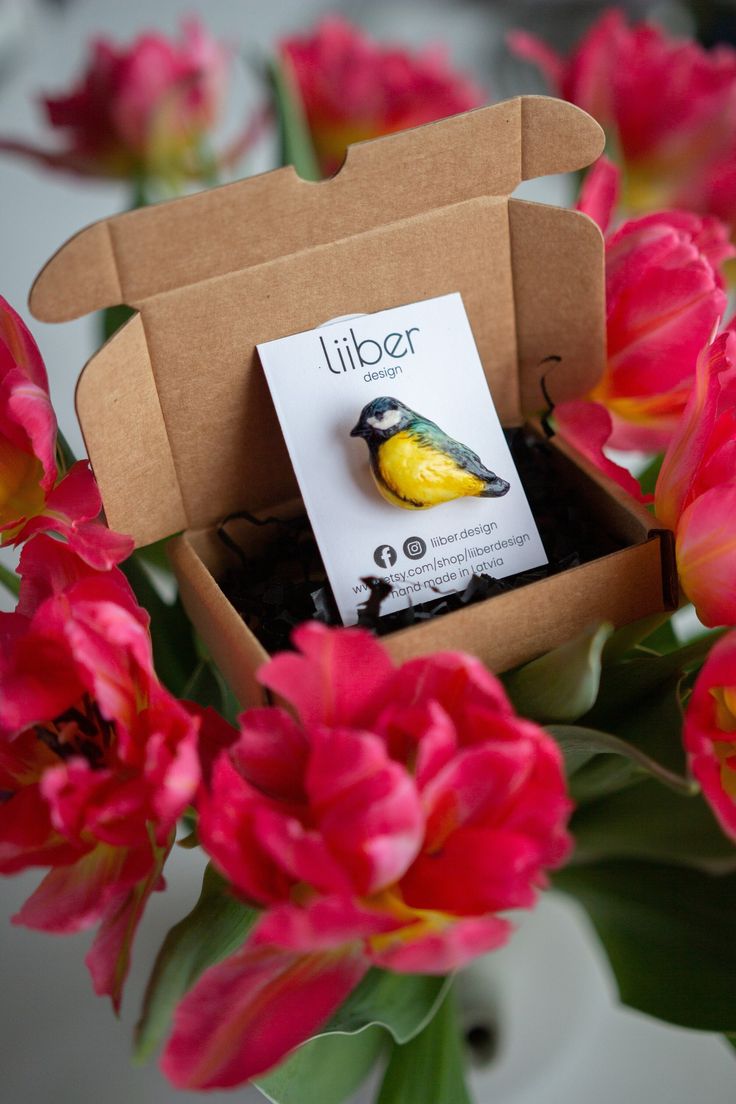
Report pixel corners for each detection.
[403,536,427,561]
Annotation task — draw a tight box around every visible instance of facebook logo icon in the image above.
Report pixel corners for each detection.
[373,544,398,569]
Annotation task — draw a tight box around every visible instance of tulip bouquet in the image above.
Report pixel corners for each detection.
[3,9,736,1104]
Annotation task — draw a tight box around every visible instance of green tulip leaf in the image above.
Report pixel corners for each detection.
[503,622,613,722]
[637,452,664,496]
[555,859,736,1031]
[256,1028,385,1104]
[101,303,135,342]
[638,617,680,654]
[327,970,452,1044]
[268,56,321,181]
[182,656,240,724]
[377,989,472,1104]
[548,725,695,800]
[258,1024,386,1104]
[0,560,19,598]
[567,778,736,869]
[134,865,258,1064]
[255,972,451,1104]
[602,612,675,664]
[586,634,724,728]
[580,654,696,786]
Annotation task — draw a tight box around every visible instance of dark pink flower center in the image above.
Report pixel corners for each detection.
[34,694,115,770]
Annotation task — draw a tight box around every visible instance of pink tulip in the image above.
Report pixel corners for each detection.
[0,535,205,1008]
[572,159,734,451]
[553,399,650,502]
[0,295,132,568]
[676,139,736,230]
[0,20,233,182]
[683,632,736,839]
[1,295,57,531]
[161,623,571,1089]
[654,330,736,626]
[509,9,736,212]
[280,17,484,175]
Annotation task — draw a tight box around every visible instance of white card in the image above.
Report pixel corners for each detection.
[257,293,548,626]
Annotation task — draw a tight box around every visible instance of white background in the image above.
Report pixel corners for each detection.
[1,1,734,1102]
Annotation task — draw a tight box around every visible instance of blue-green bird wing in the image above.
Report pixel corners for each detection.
[409,417,499,483]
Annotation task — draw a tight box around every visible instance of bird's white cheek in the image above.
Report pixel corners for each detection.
[368,410,402,430]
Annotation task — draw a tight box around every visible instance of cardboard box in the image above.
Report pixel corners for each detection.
[30,95,677,706]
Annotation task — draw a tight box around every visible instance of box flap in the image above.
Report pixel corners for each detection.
[31,96,601,320]
[31,96,605,546]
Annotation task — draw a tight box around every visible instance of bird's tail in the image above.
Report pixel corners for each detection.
[480,475,511,498]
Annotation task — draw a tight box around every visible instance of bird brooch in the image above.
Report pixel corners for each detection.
[350,396,510,510]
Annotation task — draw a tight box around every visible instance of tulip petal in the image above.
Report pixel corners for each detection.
[161,944,367,1089]
[0,623,84,736]
[259,621,394,728]
[16,532,138,617]
[378,699,458,790]
[554,400,649,501]
[675,483,736,626]
[683,633,736,840]
[388,650,512,722]
[0,367,57,494]
[86,841,169,1011]
[506,30,565,90]
[371,914,510,974]
[0,295,49,391]
[0,784,79,873]
[14,461,134,568]
[184,700,238,787]
[233,707,308,801]
[253,896,400,952]
[198,755,296,904]
[606,266,724,398]
[12,840,150,932]
[401,827,542,915]
[421,740,535,849]
[576,156,620,234]
[307,727,424,894]
[656,332,736,528]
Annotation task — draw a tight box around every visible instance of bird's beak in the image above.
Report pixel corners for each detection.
[350,421,364,438]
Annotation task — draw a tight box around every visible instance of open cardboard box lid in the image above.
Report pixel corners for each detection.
[30,96,675,702]
[30,96,608,547]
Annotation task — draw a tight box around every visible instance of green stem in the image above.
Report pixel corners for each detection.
[0,559,20,599]
[55,428,78,475]
[268,56,321,181]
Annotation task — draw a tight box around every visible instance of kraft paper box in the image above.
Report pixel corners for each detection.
[30,95,678,707]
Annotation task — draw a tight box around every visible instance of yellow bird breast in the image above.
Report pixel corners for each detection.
[375,431,485,509]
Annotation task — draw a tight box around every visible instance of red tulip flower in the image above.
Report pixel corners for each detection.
[684,632,736,840]
[0,536,202,1008]
[280,17,484,175]
[552,399,650,503]
[161,623,571,1089]
[509,9,736,212]
[655,330,736,627]
[0,295,132,568]
[574,158,734,452]
[0,20,233,184]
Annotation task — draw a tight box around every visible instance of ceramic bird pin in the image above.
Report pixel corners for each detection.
[350,396,510,510]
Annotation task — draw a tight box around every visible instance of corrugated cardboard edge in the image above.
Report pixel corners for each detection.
[75,314,188,544]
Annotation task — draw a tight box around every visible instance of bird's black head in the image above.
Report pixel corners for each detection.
[350,397,414,443]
